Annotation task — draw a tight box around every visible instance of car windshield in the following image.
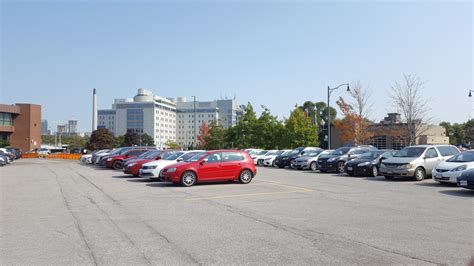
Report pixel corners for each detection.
[447,151,474,162]
[288,148,304,156]
[332,147,350,156]
[164,152,185,160]
[305,151,322,157]
[180,152,203,161]
[359,151,382,159]
[184,152,208,162]
[160,151,177,159]
[144,151,161,159]
[257,150,268,155]
[137,150,154,158]
[266,151,279,156]
[393,147,426,158]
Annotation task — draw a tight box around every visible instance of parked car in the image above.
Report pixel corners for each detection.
[0,155,6,166]
[92,149,112,164]
[6,147,21,159]
[432,150,474,184]
[140,150,205,179]
[457,168,474,190]
[344,150,396,177]
[292,150,332,170]
[261,150,291,167]
[105,148,150,169]
[274,147,322,168]
[160,150,257,187]
[98,147,135,165]
[379,145,460,181]
[252,150,278,166]
[317,145,377,173]
[38,148,51,155]
[123,149,159,167]
[123,150,164,176]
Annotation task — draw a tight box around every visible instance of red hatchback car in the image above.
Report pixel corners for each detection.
[105,148,149,169]
[160,150,257,187]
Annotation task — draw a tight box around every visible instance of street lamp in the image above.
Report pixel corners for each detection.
[327,83,350,149]
[469,90,473,97]
[192,96,197,149]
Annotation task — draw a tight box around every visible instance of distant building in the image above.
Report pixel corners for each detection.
[57,124,67,134]
[41,120,48,135]
[0,103,41,152]
[98,88,177,148]
[67,120,78,133]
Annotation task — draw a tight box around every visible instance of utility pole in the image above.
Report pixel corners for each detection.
[193,96,196,149]
[327,83,350,149]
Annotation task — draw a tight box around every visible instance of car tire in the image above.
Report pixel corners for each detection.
[257,159,263,167]
[310,162,317,171]
[272,161,276,167]
[371,166,379,177]
[337,161,345,173]
[180,171,197,187]
[414,167,425,181]
[384,176,394,180]
[239,169,253,184]
[112,160,123,170]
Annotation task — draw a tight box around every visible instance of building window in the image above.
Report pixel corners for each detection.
[0,113,13,126]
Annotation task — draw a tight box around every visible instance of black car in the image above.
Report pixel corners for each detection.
[6,147,21,159]
[344,150,396,177]
[274,147,322,168]
[317,145,377,173]
[457,168,474,190]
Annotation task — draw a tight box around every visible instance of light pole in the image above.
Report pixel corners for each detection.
[327,83,350,149]
[469,90,474,119]
[192,96,197,149]
[469,90,473,97]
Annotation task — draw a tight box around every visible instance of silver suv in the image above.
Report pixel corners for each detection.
[379,145,460,181]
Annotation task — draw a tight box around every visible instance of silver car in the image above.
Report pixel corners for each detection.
[379,145,460,181]
[292,150,333,170]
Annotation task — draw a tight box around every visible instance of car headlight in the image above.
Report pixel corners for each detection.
[400,163,413,169]
[167,167,177,173]
[107,158,113,161]
[328,158,336,162]
[358,162,371,167]
[450,165,467,172]
[128,163,136,167]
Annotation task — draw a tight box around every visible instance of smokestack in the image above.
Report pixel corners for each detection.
[92,88,97,131]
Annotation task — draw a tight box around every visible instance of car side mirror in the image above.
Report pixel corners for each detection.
[177,158,183,162]
[348,154,351,158]
[380,157,386,161]
[200,160,205,165]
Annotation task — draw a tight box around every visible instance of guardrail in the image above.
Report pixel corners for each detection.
[22,153,82,160]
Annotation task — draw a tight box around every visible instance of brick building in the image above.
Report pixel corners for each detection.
[0,103,42,152]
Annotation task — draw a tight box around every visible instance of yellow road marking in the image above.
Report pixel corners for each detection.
[256,179,314,192]
[185,189,313,201]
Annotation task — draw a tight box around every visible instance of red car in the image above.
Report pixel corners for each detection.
[123,150,166,176]
[160,150,257,187]
[105,148,150,169]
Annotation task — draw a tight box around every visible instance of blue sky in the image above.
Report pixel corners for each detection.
[1,1,472,132]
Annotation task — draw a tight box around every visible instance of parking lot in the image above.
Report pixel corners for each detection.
[1,159,473,265]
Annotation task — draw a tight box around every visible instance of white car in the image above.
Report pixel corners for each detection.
[38,148,50,155]
[140,150,205,179]
[432,150,474,184]
[80,154,92,163]
[252,150,278,166]
[262,150,291,167]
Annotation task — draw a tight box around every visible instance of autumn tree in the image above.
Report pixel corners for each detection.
[390,74,431,145]
[334,97,373,145]
[197,122,210,148]
[86,128,115,150]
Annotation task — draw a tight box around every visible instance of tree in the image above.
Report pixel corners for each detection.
[390,74,431,145]
[254,106,285,149]
[225,103,258,148]
[197,122,210,148]
[334,97,373,145]
[204,120,227,150]
[165,140,181,149]
[348,81,373,119]
[0,139,10,148]
[140,133,155,146]
[464,119,474,148]
[123,131,140,146]
[115,135,125,147]
[86,128,115,150]
[284,107,318,148]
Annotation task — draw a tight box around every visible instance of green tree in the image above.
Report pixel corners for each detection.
[464,119,474,147]
[86,128,115,150]
[254,106,285,149]
[123,131,140,146]
[0,139,10,148]
[284,107,318,148]
[165,140,181,149]
[225,103,258,148]
[115,135,125,147]
[140,133,155,146]
[204,120,227,150]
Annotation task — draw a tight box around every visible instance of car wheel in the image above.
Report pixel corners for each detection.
[257,159,263,166]
[239,169,253,184]
[310,162,317,171]
[384,176,394,180]
[180,171,197,187]
[414,167,425,181]
[371,166,379,177]
[272,161,276,167]
[337,161,345,173]
[112,160,123,169]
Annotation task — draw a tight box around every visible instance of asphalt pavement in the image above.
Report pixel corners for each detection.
[1,159,473,265]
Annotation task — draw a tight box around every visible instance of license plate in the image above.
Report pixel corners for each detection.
[460,180,468,186]
[347,167,352,171]
[435,173,442,179]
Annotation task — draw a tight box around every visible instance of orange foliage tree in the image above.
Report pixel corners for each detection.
[334,97,373,145]
[197,122,209,147]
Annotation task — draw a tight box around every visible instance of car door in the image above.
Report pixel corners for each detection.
[423,148,441,173]
[197,153,223,181]
[221,152,245,179]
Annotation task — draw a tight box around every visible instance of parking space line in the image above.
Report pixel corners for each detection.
[185,189,313,201]
[256,179,314,192]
